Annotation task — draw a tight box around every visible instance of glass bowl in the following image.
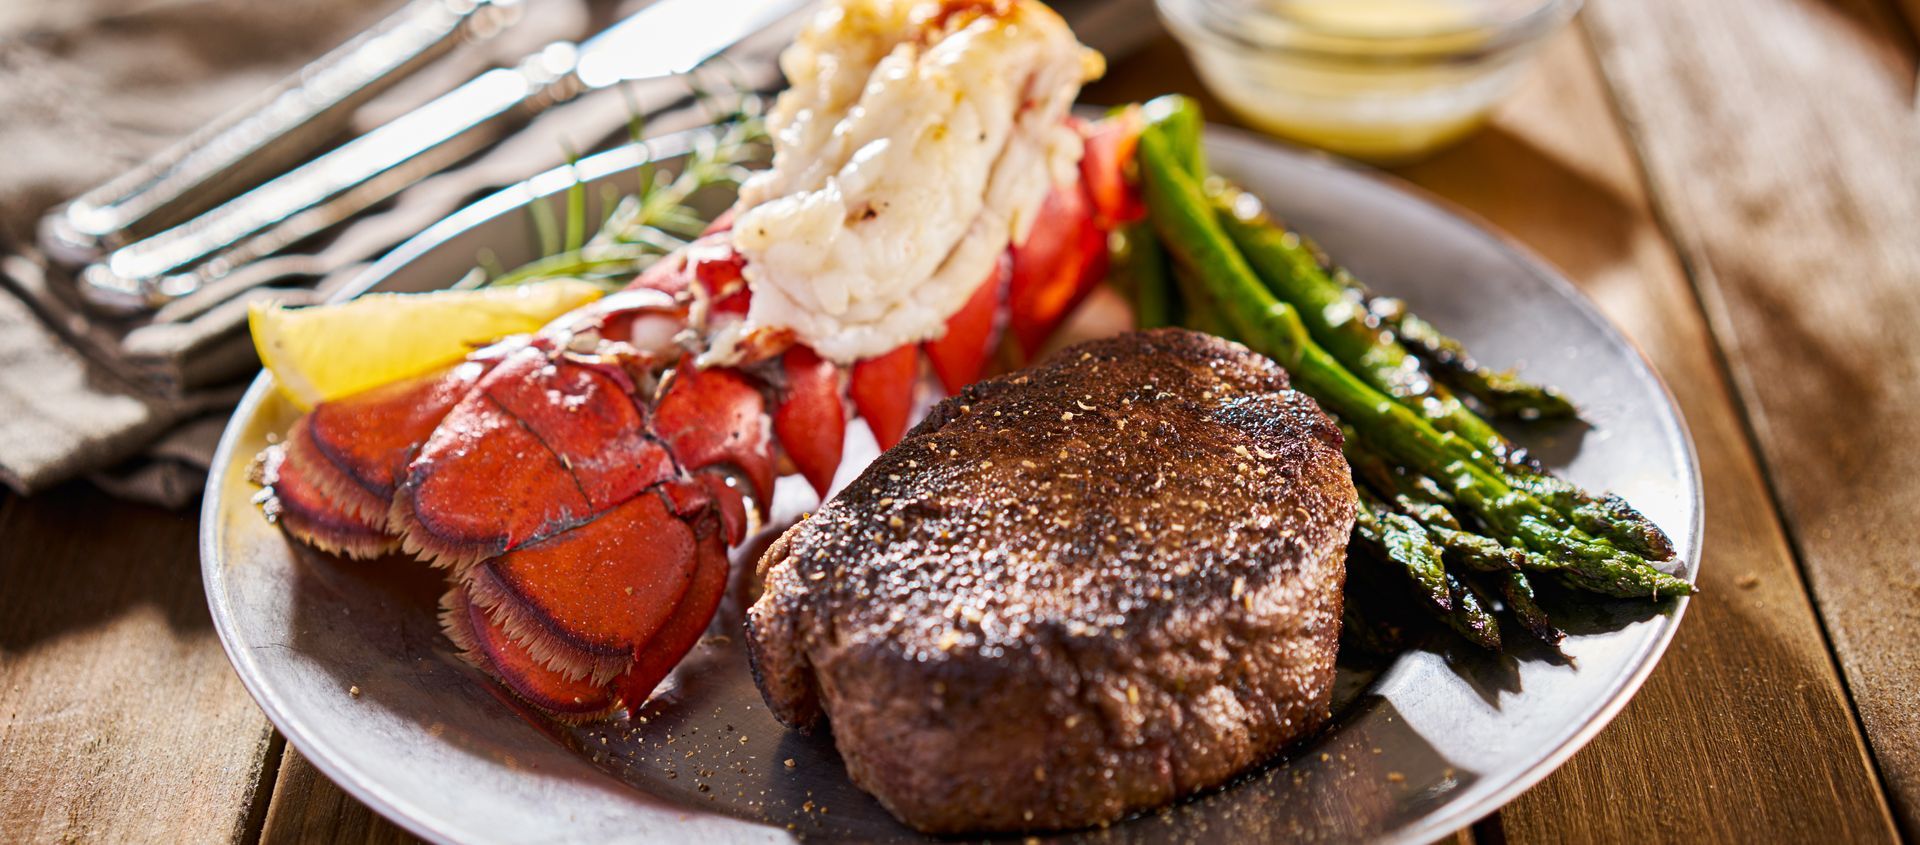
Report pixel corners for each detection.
[1157,0,1581,162]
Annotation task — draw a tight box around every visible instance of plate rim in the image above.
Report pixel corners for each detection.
[201,123,1702,845]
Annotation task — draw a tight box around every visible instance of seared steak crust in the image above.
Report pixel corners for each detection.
[746,328,1355,833]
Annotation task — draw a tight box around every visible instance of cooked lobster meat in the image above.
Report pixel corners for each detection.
[746,329,1356,832]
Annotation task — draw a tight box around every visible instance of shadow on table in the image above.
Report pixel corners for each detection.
[0,482,209,652]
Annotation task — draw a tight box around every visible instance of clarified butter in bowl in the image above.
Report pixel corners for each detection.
[1156,0,1580,162]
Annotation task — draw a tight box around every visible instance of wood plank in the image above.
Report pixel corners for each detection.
[0,484,279,842]
[1577,0,1920,833]
[1090,26,1899,844]
[258,748,419,845]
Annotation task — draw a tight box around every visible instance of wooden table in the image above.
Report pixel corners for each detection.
[3,1,1915,841]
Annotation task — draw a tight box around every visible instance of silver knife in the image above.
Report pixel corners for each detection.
[80,0,810,313]
[40,0,521,265]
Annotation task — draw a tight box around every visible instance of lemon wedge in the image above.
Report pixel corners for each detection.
[250,280,604,410]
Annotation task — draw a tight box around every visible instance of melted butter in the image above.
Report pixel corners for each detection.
[1277,0,1482,39]
[1175,0,1557,162]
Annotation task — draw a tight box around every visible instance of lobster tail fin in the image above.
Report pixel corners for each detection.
[442,586,620,721]
[255,432,396,560]
[926,257,1009,396]
[850,345,920,451]
[462,491,701,675]
[773,346,846,498]
[617,508,731,708]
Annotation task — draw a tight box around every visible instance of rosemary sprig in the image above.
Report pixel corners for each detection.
[487,94,767,291]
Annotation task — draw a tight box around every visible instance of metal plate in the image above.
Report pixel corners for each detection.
[202,125,1700,844]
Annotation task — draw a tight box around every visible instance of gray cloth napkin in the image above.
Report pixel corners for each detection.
[0,0,1154,507]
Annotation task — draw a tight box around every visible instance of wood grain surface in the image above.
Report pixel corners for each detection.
[3,3,1916,843]
[1395,25,1903,843]
[1580,0,1920,833]
[0,485,279,842]
[258,749,416,845]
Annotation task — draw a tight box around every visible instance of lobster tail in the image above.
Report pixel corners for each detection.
[390,345,679,572]
[653,359,776,509]
[393,342,777,714]
[925,257,1010,396]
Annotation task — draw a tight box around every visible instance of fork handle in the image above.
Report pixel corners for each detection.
[39,0,520,263]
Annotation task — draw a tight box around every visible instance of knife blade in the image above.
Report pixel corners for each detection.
[81,0,810,312]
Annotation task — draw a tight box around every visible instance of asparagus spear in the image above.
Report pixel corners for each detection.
[1136,120,1691,599]
[1170,262,1234,338]
[1559,488,1677,561]
[1352,489,1452,612]
[1255,217,1573,422]
[1197,150,1674,564]
[1341,430,1553,573]
[1366,297,1577,420]
[1444,572,1503,650]
[1499,569,1565,646]
[1211,184,1514,460]
[1344,430,1570,644]
[1298,217,1666,558]
[1393,464,1681,596]
[1340,432,1455,518]
[1113,223,1178,329]
[1141,94,1207,179]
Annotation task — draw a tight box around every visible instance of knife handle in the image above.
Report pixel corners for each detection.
[78,47,588,312]
[40,0,521,264]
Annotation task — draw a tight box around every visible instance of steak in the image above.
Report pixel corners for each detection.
[745,328,1355,833]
